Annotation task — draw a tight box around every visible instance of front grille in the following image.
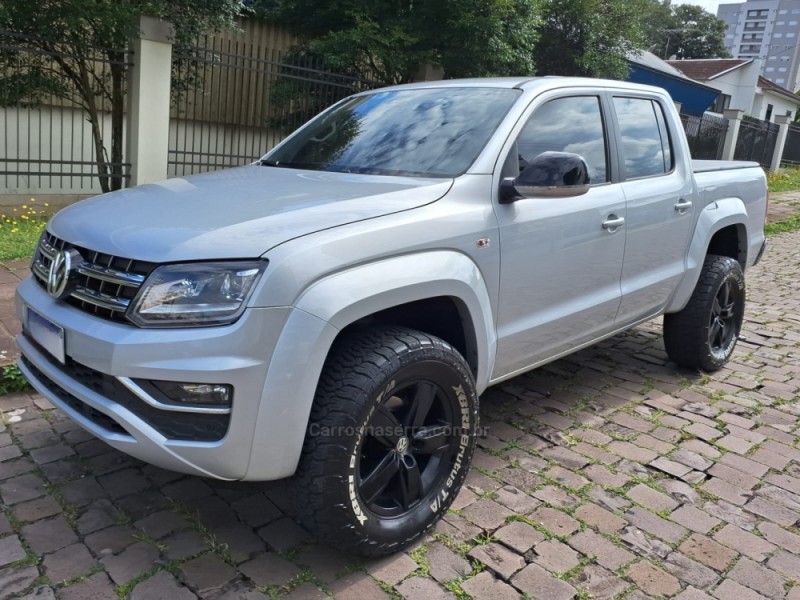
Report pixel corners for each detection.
[31,231,156,323]
[24,340,230,442]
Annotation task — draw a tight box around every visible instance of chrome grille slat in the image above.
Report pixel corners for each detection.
[31,233,155,323]
[73,286,131,311]
[75,263,145,287]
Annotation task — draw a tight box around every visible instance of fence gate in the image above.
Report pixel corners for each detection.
[169,36,383,178]
[781,124,800,167]
[734,116,779,168]
[680,112,728,160]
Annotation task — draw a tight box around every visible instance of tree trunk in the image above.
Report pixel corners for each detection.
[109,52,125,191]
[77,60,111,194]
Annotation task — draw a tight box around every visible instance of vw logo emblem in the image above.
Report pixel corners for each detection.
[395,436,409,454]
[47,249,81,300]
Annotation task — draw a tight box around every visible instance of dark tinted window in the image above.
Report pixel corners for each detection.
[264,88,521,178]
[517,96,608,184]
[613,97,672,179]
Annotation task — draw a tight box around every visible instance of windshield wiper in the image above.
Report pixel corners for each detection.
[258,159,320,170]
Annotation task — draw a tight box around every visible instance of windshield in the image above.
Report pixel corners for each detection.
[263,87,521,178]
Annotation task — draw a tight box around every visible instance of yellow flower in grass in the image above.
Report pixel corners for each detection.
[11,228,17,233]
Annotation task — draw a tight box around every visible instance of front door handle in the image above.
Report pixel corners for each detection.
[674,198,693,213]
[602,215,625,230]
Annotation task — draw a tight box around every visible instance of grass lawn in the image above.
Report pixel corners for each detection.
[0,203,48,261]
[767,167,800,193]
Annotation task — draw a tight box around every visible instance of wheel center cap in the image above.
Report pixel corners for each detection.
[396,436,409,454]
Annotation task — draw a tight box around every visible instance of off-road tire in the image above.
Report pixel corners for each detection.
[663,254,745,372]
[293,326,479,556]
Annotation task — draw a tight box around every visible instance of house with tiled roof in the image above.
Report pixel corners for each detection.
[666,58,800,121]
[625,51,722,115]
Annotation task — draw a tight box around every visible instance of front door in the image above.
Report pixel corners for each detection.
[493,94,626,380]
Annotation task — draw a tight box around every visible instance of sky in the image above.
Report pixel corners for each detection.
[674,0,744,14]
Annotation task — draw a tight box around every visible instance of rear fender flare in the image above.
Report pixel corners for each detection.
[666,197,748,313]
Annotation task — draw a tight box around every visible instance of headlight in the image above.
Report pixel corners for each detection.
[128,261,266,327]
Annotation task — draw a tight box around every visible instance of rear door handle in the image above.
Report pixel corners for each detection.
[602,215,625,230]
[674,198,693,213]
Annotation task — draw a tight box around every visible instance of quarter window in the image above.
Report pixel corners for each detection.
[613,97,673,179]
[516,96,608,184]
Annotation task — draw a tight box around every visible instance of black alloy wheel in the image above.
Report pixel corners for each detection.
[709,277,738,356]
[357,371,459,518]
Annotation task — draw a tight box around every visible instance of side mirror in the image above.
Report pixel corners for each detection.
[500,151,591,203]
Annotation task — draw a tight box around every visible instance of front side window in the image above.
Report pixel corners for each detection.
[263,87,521,178]
[516,96,609,184]
[613,97,673,179]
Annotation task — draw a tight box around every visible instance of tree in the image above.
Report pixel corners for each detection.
[649,3,731,60]
[533,0,652,79]
[0,1,243,192]
[259,0,539,84]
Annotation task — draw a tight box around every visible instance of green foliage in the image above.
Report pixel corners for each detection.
[261,0,539,83]
[530,0,653,79]
[647,2,731,60]
[0,1,244,192]
[0,364,32,395]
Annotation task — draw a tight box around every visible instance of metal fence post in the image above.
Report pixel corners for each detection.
[721,109,744,161]
[770,114,792,172]
[127,17,174,186]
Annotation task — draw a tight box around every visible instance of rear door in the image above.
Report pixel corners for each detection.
[609,95,696,325]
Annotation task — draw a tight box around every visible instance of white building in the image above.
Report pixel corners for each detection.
[718,0,800,91]
[666,58,800,120]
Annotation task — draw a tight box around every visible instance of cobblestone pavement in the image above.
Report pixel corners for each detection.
[0,233,798,599]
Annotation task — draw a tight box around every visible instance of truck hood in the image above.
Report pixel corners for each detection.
[48,165,452,262]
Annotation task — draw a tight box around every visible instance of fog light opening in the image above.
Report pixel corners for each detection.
[151,381,233,408]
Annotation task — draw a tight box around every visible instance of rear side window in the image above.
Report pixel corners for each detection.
[517,96,609,184]
[613,97,674,179]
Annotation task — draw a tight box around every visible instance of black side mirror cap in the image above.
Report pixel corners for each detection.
[500,151,591,203]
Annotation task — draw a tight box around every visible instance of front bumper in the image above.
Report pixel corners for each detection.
[16,276,295,480]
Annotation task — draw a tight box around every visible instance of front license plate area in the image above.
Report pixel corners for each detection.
[27,308,65,364]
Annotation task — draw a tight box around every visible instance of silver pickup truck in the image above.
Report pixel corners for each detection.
[16,77,767,556]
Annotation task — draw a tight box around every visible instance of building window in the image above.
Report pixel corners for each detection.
[788,32,797,38]
[766,67,776,72]
[766,104,774,121]
[711,94,731,113]
[774,33,784,38]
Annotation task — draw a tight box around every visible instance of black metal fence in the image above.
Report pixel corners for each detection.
[733,115,779,168]
[168,36,383,177]
[780,124,800,166]
[679,112,728,160]
[0,31,131,193]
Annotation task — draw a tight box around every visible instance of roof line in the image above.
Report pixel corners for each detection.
[627,60,721,94]
[708,59,754,80]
